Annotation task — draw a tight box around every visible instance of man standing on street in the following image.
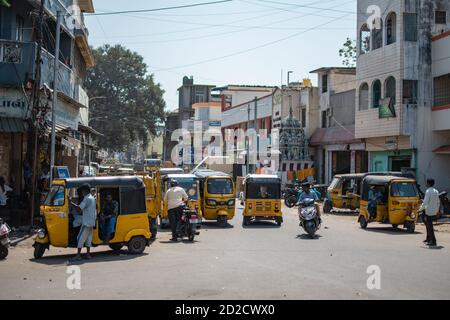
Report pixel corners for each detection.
[71,184,97,260]
[164,180,188,242]
[419,179,440,247]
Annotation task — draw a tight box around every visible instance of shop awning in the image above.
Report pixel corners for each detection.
[310,125,361,146]
[0,118,28,133]
[433,145,450,154]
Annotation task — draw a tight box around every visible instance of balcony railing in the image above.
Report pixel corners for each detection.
[0,40,88,107]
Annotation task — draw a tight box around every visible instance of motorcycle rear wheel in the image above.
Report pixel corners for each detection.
[0,245,8,260]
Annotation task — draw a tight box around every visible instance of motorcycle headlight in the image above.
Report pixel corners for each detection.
[37,229,46,239]
[227,199,235,206]
[207,199,217,206]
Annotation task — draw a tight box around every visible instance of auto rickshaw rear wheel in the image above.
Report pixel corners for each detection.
[405,222,415,233]
[359,216,368,229]
[127,236,147,254]
[275,217,283,226]
[109,243,123,252]
[33,243,46,259]
[243,216,251,226]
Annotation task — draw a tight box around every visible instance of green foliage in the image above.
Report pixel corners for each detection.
[86,45,166,152]
[0,0,11,7]
[339,37,357,67]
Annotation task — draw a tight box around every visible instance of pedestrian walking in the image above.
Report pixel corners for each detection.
[70,183,97,260]
[419,178,440,247]
[164,180,188,242]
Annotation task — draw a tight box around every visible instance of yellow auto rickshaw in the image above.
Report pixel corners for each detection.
[33,176,152,259]
[324,174,366,213]
[161,174,202,228]
[242,175,283,226]
[358,175,420,233]
[194,170,235,227]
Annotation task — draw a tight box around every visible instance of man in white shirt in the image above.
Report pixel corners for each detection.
[419,179,440,246]
[164,180,188,242]
[70,184,97,260]
[0,177,13,207]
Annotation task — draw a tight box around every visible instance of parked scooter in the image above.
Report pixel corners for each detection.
[298,199,321,238]
[440,191,450,215]
[0,218,11,260]
[178,206,200,242]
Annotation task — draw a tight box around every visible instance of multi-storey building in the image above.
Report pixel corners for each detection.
[356,0,450,190]
[0,0,95,218]
[310,67,367,184]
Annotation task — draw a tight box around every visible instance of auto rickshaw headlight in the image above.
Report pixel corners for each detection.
[227,199,235,206]
[207,199,217,206]
[37,229,46,239]
[410,213,416,219]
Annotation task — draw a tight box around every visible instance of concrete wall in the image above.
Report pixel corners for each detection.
[330,89,356,127]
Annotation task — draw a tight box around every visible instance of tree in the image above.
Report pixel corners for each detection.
[86,45,166,152]
[0,0,11,7]
[339,37,357,67]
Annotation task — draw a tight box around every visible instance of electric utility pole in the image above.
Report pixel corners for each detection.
[50,11,62,183]
[29,0,45,227]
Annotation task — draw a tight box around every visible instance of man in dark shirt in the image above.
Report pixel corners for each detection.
[100,193,118,243]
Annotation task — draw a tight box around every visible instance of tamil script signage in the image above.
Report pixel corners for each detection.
[0,89,28,118]
[379,98,396,118]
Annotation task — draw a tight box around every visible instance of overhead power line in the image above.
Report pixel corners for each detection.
[87,0,234,16]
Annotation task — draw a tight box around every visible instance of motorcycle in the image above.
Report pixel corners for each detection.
[178,206,200,242]
[0,218,11,260]
[298,199,321,238]
[285,187,323,209]
[439,191,450,215]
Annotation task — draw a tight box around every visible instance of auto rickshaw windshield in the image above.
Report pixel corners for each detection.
[247,183,280,199]
[207,178,233,195]
[391,182,419,197]
[177,178,199,200]
[44,185,65,206]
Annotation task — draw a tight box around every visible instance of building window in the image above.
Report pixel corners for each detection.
[371,18,383,50]
[404,13,418,42]
[15,15,25,41]
[435,11,447,24]
[386,12,397,45]
[322,74,328,93]
[301,108,306,128]
[372,80,382,108]
[195,88,205,103]
[434,74,450,107]
[321,110,327,128]
[360,24,371,54]
[403,80,418,104]
[385,76,396,105]
[359,83,369,111]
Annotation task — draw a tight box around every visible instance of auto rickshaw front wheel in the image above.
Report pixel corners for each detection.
[359,216,368,229]
[33,243,46,259]
[127,236,147,254]
[217,216,228,228]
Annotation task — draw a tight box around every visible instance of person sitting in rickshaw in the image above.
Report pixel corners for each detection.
[259,186,272,199]
[368,185,384,219]
[99,193,118,244]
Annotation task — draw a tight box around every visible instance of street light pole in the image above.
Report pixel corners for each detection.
[50,11,61,183]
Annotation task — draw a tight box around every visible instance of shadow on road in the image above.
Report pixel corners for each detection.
[29,250,149,266]
[361,226,422,235]
[242,221,281,229]
[421,245,445,250]
[200,222,234,230]
[296,234,322,240]
[326,211,359,217]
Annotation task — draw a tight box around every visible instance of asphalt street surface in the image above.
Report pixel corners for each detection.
[1,204,449,300]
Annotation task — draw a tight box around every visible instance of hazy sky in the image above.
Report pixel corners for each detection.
[85,0,357,111]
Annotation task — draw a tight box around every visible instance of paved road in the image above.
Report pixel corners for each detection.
[1,205,450,300]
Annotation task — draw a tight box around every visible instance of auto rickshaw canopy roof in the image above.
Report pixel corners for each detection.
[164,174,198,180]
[363,175,415,186]
[193,170,231,179]
[245,174,281,184]
[63,176,145,189]
[159,168,184,175]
